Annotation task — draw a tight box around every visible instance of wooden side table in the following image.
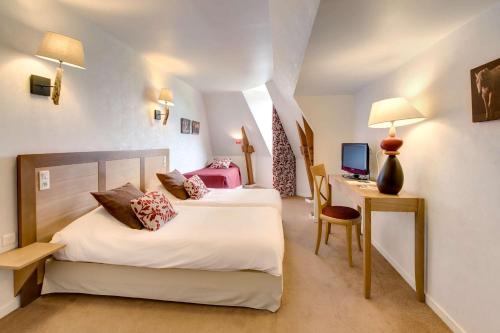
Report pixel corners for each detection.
[0,242,65,296]
[330,175,425,302]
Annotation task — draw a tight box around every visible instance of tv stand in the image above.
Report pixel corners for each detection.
[342,174,369,180]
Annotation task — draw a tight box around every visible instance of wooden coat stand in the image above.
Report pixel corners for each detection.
[241,126,255,185]
[296,116,314,198]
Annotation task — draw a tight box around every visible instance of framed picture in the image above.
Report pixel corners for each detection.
[470,57,500,122]
[180,118,191,134]
[191,121,200,135]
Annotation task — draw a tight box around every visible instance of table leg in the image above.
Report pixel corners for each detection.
[363,198,372,299]
[415,199,425,302]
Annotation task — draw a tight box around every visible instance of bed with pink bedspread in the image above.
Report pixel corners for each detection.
[184,162,242,189]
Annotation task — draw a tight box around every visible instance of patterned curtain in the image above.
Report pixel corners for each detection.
[272,107,296,197]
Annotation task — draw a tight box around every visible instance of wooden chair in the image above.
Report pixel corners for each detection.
[310,164,362,266]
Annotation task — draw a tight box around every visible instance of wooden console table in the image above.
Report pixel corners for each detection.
[329,175,425,302]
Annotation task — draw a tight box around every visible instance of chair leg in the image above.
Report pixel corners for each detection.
[325,223,331,244]
[346,224,353,267]
[355,222,362,252]
[315,219,323,255]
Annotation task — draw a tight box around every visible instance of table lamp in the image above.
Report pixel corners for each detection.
[35,32,85,105]
[368,97,425,194]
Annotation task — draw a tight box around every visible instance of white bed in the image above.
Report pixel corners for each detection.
[44,204,284,311]
[151,184,282,214]
[51,205,284,275]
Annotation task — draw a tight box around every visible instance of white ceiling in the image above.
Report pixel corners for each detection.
[57,0,273,92]
[296,0,500,95]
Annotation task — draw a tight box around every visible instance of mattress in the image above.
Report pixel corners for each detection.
[51,205,284,276]
[152,184,282,214]
[184,163,241,188]
[42,259,283,312]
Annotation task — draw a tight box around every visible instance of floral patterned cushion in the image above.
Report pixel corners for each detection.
[209,157,231,169]
[184,175,209,199]
[130,191,177,231]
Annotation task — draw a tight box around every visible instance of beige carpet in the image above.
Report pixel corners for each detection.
[0,197,450,333]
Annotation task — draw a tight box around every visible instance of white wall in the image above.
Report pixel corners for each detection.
[295,95,356,215]
[353,5,500,333]
[266,0,320,198]
[295,95,355,175]
[0,2,212,318]
[204,92,272,188]
[242,85,273,155]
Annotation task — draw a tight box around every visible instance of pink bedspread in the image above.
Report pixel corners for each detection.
[184,162,242,189]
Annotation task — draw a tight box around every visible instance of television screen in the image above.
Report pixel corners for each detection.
[341,143,369,175]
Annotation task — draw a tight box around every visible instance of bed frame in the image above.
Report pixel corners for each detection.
[17,149,169,306]
[17,149,282,311]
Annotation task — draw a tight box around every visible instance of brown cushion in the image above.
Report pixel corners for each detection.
[157,170,189,200]
[322,206,360,220]
[91,183,144,229]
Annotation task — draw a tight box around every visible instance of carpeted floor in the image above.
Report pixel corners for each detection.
[0,197,450,333]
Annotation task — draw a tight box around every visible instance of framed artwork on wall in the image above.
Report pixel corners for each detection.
[470,57,500,122]
[180,118,191,134]
[191,121,200,135]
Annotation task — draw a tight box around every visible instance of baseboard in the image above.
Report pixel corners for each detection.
[372,241,466,333]
[426,294,466,333]
[0,297,20,319]
[371,240,416,290]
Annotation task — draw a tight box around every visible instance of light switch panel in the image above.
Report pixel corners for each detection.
[2,233,16,247]
[39,170,50,190]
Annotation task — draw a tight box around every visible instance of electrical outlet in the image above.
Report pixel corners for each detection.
[39,170,50,190]
[2,233,16,247]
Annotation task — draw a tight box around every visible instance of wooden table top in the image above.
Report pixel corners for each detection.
[330,175,421,200]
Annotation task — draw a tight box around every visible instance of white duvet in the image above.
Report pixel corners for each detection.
[51,205,284,276]
[152,185,282,214]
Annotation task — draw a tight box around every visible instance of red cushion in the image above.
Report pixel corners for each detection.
[322,206,360,220]
[130,191,177,231]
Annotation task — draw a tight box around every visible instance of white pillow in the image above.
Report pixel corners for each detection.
[210,157,231,169]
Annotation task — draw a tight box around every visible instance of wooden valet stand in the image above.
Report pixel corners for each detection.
[241,126,255,186]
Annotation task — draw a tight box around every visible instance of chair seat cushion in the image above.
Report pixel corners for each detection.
[322,205,360,220]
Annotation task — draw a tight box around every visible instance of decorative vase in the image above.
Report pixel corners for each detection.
[377,155,404,194]
[377,133,404,194]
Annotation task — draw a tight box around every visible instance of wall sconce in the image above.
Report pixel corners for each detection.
[30,32,85,105]
[155,88,174,125]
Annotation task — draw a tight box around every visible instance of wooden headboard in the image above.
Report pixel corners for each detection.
[16,149,169,305]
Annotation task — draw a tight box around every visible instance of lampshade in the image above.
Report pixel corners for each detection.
[36,32,85,69]
[368,97,425,128]
[158,88,174,106]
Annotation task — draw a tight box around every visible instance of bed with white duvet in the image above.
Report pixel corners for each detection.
[152,184,282,214]
[44,204,284,311]
[51,205,284,275]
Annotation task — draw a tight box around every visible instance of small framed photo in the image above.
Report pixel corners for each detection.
[471,57,500,122]
[180,118,191,134]
[191,121,200,135]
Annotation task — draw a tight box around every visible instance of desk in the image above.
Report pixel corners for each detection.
[329,175,425,302]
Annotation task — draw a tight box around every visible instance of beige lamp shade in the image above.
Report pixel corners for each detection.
[158,88,174,106]
[368,97,425,128]
[36,32,85,69]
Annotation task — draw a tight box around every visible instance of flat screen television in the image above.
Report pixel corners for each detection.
[341,143,369,176]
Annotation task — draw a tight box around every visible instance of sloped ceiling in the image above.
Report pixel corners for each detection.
[296,0,500,95]
[57,0,273,92]
[265,0,320,197]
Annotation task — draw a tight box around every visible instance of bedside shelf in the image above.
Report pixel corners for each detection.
[0,242,65,270]
[0,242,65,296]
